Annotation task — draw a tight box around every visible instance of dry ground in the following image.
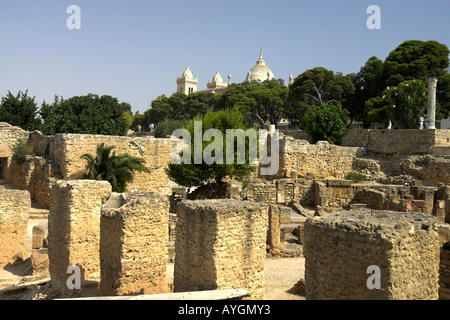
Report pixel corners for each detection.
[165,256,305,300]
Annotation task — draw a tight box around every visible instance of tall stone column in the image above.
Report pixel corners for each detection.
[426,77,438,129]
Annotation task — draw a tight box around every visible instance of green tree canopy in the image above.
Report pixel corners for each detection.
[214,79,289,127]
[165,107,257,189]
[287,67,355,126]
[0,90,41,131]
[366,79,428,129]
[145,92,216,125]
[383,40,450,119]
[350,56,385,125]
[40,94,130,136]
[300,101,350,145]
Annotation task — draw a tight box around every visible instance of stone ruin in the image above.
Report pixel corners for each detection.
[304,209,440,300]
[48,180,111,297]
[100,192,170,296]
[45,181,269,300]
[174,200,268,300]
[0,189,30,267]
[1,121,450,300]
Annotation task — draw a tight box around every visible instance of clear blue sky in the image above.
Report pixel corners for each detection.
[0,0,449,114]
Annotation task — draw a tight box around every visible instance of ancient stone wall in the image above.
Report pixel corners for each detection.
[341,129,371,148]
[304,209,440,300]
[0,122,29,159]
[8,156,61,208]
[246,179,315,207]
[174,200,268,300]
[279,130,313,142]
[99,192,170,296]
[274,137,363,180]
[0,189,30,267]
[398,155,450,185]
[48,180,111,297]
[342,129,450,156]
[48,133,178,195]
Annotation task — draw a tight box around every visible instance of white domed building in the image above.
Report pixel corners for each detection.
[245,50,275,82]
[176,66,198,95]
[207,71,229,90]
[176,49,282,95]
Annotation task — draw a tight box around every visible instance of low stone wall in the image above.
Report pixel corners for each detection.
[174,200,268,300]
[342,129,450,156]
[0,189,30,267]
[341,129,371,148]
[279,130,313,142]
[49,133,178,196]
[304,209,440,300]
[0,122,29,159]
[247,179,315,207]
[48,180,111,297]
[8,156,61,208]
[274,137,363,180]
[100,192,170,296]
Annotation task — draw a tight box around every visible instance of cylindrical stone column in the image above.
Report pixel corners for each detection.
[426,77,438,129]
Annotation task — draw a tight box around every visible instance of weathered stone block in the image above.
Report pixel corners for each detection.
[99,192,170,296]
[304,209,440,300]
[267,205,280,256]
[48,180,111,297]
[32,224,47,249]
[174,199,268,300]
[0,189,31,267]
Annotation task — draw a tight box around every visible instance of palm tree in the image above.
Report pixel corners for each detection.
[81,143,150,192]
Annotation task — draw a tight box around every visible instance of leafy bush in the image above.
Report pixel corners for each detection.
[300,101,350,145]
[81,143,150,193]
[12,139,31,164]
[40,94,130,136]
[165,108,257,189]
[345,172,365,183]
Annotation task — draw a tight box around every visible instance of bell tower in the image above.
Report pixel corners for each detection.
[177,66,198,95]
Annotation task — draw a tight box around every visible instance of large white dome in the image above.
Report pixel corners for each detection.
[246,50,275,82]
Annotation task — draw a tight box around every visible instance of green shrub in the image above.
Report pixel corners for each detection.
[12,139,31,164]
[345,172,365,183]
[300,101,350,145]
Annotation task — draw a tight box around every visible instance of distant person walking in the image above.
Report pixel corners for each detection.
[149,123,155,132]
[419,116,424,129]
[387,120,392,130]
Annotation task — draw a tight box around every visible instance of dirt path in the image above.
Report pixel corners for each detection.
[263,257,305,300]
[166,257,305,300]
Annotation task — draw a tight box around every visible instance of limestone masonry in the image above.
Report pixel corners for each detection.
[100,192,170,296]
[0,189,30,267]
[304,209,440,300]
[174,200,268,300]
[48,180,111,297]
[1,121,450,300]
